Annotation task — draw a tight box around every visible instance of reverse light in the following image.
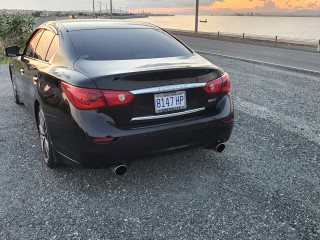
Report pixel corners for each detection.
[61,82,134,110]
[204,78,222,94]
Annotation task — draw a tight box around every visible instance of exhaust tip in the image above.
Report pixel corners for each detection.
[216,143,225,153]
[113,165,128,176]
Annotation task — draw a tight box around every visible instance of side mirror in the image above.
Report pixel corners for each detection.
[5,46,20,57]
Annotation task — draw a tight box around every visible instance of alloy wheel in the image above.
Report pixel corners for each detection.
[38,109,50,163]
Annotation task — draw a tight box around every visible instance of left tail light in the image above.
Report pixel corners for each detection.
[61,82,134,110]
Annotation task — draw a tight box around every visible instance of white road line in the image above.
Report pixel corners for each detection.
[261,52,284,56]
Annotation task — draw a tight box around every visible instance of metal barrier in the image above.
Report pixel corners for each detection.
[167,28,320,52]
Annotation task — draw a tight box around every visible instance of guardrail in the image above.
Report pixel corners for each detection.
[167,28,320,52]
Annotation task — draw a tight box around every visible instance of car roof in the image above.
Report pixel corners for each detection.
[39,19,159,32]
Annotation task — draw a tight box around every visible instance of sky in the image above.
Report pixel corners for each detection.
[0,0,320,14]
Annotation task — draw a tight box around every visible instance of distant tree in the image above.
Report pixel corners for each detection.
[32,11,42,17]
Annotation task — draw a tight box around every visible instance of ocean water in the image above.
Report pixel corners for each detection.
[127,15,320,40]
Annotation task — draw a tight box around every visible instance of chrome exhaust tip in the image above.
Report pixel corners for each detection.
[215,143,225,153]
[112,165,128,176]
[203,143,226,152]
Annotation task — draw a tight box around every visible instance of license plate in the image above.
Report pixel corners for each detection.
[154,91,187,113]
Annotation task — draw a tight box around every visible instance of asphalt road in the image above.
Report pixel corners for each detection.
[1,45,320,239]
[177,35,320,73]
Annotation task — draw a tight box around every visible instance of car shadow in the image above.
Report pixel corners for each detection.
[49,148,226,194]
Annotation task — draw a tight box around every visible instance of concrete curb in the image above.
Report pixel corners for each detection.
[196,50,320,77]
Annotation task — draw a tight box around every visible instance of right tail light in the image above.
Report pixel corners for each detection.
[204,72,231,94]
[220,72,231,93]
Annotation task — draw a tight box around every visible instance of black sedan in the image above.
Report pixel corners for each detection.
[5,20,234,174]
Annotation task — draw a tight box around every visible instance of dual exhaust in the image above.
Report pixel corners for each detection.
[112,143,226,176]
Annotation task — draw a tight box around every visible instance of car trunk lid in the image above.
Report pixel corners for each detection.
[74,56,224,127]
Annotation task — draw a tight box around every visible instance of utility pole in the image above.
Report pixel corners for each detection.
[106,3,108,14]
[93,0,96,18]
[195,0,199,33]
[120,7,121,15]
[99,2,102,16]
[110,0,113,19]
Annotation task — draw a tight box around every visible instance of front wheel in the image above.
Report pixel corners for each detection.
[37,106,60,168]
[11,78,23,105]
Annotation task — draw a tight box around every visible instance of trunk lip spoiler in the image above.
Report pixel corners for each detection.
[130,83,206,95]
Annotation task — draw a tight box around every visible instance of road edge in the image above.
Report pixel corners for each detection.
[196,50,320,77]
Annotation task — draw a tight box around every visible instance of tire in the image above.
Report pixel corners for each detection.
[11,78,23,105]
[37,106,60,168]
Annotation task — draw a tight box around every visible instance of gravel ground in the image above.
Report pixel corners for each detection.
[0,55,319,239]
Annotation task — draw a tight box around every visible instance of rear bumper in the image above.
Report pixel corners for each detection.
[49,94,234,168]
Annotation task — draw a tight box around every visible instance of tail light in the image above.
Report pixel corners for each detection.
[61,82,134,110]
[204,72,231,94]
[102,90,134,107]
[220,72,231,93]
[61,82,106,110]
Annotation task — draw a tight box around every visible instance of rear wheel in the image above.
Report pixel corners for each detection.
[37,106,60,168]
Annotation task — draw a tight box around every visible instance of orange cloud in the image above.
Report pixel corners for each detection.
[142,0,320,14]
[140,7,193,14]
[203,0,320,10]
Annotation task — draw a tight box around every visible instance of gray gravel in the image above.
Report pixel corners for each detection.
[0,55,319,240]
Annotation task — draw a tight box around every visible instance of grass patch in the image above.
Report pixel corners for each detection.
[0,56,10,64]
[0,46,10,65]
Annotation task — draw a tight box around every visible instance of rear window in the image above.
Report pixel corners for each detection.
[68,28,193,61]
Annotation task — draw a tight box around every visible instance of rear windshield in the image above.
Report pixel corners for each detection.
[68,28,193,61]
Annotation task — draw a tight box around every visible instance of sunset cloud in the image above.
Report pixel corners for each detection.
[0,0,319,14]
[306,1,319,8]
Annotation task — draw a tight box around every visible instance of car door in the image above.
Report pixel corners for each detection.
[13,29,44,104]
[21,30,56,111]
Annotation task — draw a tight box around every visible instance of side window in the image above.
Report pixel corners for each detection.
[45,35,59,62]
[25,29,44,58]
[34,30,55,61]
